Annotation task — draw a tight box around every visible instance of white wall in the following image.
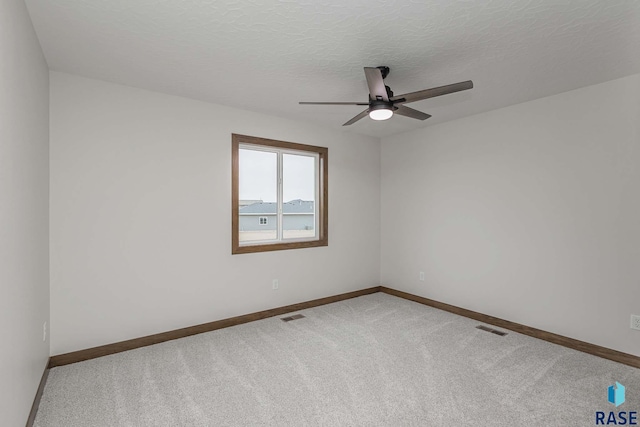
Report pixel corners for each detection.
[50,72,380,355]
[381,73,640,356]
[48,65,640,362]
[0,1,50,425]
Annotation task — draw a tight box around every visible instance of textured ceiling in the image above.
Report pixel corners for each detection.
[25,0,640,138]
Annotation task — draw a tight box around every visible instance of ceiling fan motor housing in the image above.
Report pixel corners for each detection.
[369,100,394,112]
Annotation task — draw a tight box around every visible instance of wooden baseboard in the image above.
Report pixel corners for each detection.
[49,284,638,370]
[25,358,50,427]
[380,286,640,369]
[49,286,381,368]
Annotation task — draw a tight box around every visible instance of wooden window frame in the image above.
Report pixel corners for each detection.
[232,134,328,254]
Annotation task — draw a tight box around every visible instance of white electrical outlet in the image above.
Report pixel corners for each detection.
[43,321,47,342]
[272,279,279,290]
[631,315,640,331]
[419,272,425,281]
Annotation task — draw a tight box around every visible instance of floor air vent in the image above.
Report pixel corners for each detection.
[476,325,508,336]
[281,314,305,322]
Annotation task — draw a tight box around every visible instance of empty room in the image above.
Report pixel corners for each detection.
[3,0,640,425]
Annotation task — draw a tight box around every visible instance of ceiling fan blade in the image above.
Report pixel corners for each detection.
[343,109,369,126]
[394,105,432,121]
[364,67,389,101]
[299,101,369,105]
[391,80,473,104]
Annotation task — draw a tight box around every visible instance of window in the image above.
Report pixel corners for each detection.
[232,134,328,254]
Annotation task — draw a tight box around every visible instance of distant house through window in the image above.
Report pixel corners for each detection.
[232,134,328,254]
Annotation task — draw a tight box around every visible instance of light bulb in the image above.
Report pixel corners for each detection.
[369,108,393,121]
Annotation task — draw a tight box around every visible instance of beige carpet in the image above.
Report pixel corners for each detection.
[35,293,640,426]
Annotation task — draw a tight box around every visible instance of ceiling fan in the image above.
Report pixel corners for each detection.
[300,66,473,126]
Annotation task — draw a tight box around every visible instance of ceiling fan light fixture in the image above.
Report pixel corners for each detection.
[368,102,394,121]
[299,66,473,126]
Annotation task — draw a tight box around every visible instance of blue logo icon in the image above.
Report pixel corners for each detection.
[608,382,626,407]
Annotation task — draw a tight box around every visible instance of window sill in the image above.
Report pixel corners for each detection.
[232,238,328,254]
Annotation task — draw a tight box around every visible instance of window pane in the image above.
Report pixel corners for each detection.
[282,153,316,240]
[239,149,277,243]
[232,134,327,254]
